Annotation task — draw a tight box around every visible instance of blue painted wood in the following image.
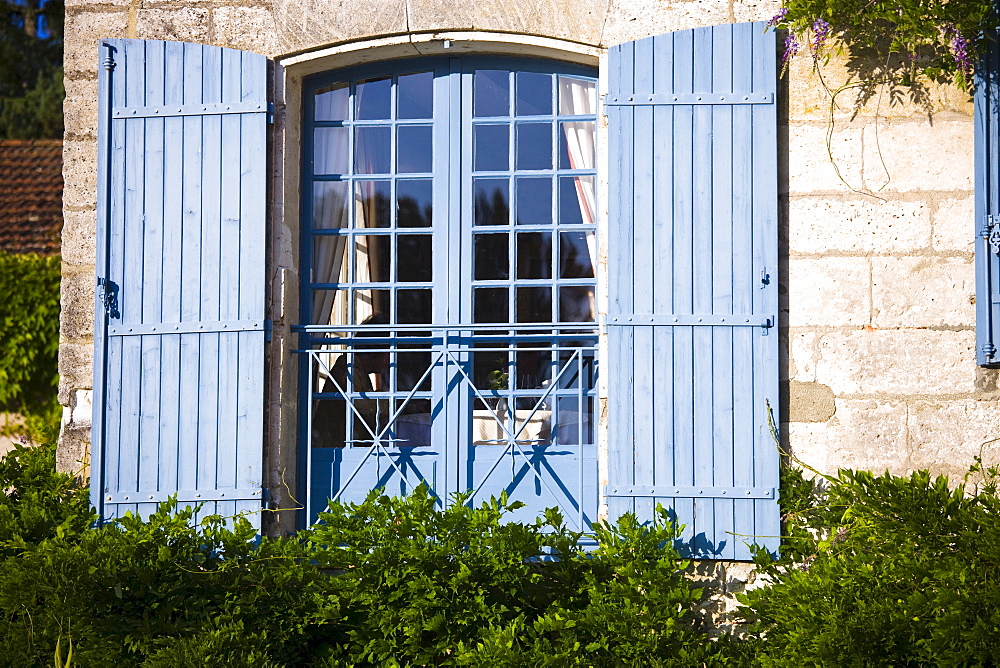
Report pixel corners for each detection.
[92,40,268,529]
[606,23,780,560]
[976,28,1000,366]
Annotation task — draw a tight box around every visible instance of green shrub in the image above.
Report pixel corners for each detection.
[736,462,1000,666]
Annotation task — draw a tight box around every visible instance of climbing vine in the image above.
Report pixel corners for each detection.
[770,0,997,91]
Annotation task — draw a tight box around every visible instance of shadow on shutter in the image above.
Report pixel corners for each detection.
[91,40,268,529]
[605,22,780,560]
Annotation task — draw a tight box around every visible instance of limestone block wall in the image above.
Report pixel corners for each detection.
[57,0,998,489]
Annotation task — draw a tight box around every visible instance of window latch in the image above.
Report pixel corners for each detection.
[983,215,1000,255]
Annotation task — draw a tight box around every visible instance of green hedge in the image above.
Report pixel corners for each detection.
[0,251,61,437]
[4,441,1000,665]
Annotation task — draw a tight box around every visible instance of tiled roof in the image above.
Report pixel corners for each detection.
[0,139,63,256]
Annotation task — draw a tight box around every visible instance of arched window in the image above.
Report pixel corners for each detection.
[300,57,600,526]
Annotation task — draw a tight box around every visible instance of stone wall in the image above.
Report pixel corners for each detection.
[58,0,996,494]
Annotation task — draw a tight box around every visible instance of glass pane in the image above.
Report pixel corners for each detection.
[353,235,391,282]
[394,399,432,447]
[397,235,433,282]
[517,287,551,323]
[557,348,596,389]
[311,399,348,448]
[474,124,509,172]
[313,127,349,174]
[355,126,391,174]
[354,181,391,228]
[397,125,432,173]
[474,69,510,117]
[474,349,509,390]
[516,123,552,170]
[558,76,597,115]
[475,287,508,323]
[356,76,391,120]
[398,288,432,324]
[558,176,595,225]
[397,71,433,119]
[310,289,348,326]
[515,346,552,389]
[559,286,595,322]
[312,181,350,230]
[515,177,552,225]
[354,289,391,323]
[516,232,552,279]
[560,121,596,169]
[474,233,509,280]
[311,237,349,285]
[474,178,509,226]
[314,82,349,121]
[559,231,596,278]
[515,72,552,116]
[396,354,432,391]
[554,396,593,445]
[397,179,433,228]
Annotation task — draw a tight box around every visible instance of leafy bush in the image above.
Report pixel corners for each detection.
[0,250,61,437]
[737,462,1000,665]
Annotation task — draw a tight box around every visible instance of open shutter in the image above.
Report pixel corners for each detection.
[605,23,779,560]
[91,40,268,527]
[976,32,1000,366]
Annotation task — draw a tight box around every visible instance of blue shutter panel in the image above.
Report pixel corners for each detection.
[606,23,780,560]
[92,40,268,527]
[976,33,1000,366]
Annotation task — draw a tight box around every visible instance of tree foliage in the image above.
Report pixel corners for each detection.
[0,0,64,139]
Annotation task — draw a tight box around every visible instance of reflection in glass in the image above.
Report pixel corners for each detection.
[356,76,392,120]
[516,72,551,116]
[474,233,509,280]
[474,124,509,172]
[397,288,432,324]
[353,236,391,282]
[355,126,391,174]
[354,181,391,228]
[397,125,432,173]
[516,232,552,279]
[517,287,551,322]
[313,181,350,230]
[474,349,509,390]
[515,177,552,225]
[559,286,595,322]
[313,127,349,175]
[560,121,596,169]
[396,235,432,282]
[554,396,593,445]
[397,71,433,119]
[355,289,390,323]
[315,82,349,121]
[397,179,433,227]
[474,179,509,226]
[515,346,552,389]
[558,176,595,225]
[516,123,552,170]
[394,398,432,447]
[475,287,508,323]
[474,70,510,117]
[559,231,595,278]
[558,76,597,116]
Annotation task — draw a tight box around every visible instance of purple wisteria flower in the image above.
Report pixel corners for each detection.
[812,18,831,52]
[782,32,801,66]
[767,7,788,29]
[944,24,973,74]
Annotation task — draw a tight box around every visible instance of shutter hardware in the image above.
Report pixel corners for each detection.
[97,277,120,319]
[606,314,774,328]
[604,485,775,499]
[983,214,1000,256]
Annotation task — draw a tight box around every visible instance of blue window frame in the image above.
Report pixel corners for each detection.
[299,57,600,528]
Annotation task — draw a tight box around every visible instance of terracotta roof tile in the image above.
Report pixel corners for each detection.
[0,139,63,256]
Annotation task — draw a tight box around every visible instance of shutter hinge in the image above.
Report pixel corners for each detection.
[97,277,120,319]
[264,319,273,342]
[983,215,1000,255]
[983,342,998,360]
[267,102,276,124]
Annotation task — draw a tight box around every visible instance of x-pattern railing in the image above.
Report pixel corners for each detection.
[300,328,597,529]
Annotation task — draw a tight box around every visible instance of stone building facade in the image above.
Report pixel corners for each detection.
[57,0,991,543]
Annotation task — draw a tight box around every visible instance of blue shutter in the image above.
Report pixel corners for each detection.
[91,40,268,527]
[976,32,1000,366]
[606,23,779,560]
